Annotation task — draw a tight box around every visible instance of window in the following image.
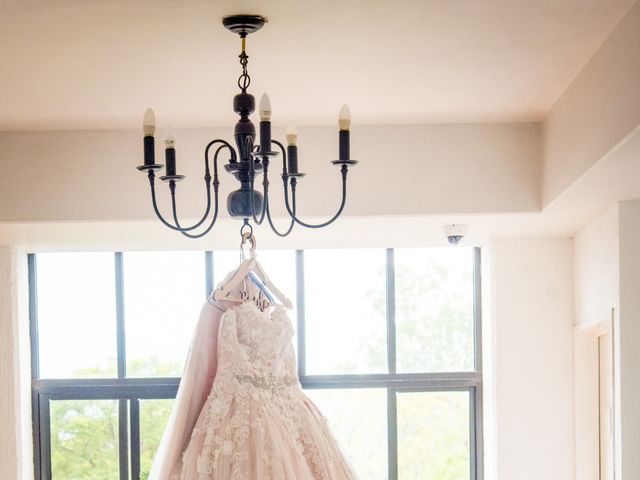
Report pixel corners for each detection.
[30,248,482,480]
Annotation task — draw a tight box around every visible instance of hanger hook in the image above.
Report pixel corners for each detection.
[239,220,256,259]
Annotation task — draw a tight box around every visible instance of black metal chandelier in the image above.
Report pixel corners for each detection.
[137,14,357,238]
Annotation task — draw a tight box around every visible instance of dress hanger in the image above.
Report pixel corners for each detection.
[211,230,293,309]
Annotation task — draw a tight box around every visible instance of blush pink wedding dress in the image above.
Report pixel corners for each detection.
[149,278,358,480]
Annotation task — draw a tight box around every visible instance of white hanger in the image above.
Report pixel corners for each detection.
[211,232,293,309]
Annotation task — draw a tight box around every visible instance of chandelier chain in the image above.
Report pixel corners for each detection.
[238,46,250,93]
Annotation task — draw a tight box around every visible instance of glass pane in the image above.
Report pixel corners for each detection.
[37,252,117,378]
[395,248,475,373]
[304,249,386,374]
[139,399,175,478]
[397,391,470,480]
[50,399,120,479]
[306,388,387,479]
[124,251,205,377]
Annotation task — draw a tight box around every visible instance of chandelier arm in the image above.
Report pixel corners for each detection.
[148,170,187,231]
[271,139,289,174]
[282,166,349,228]
[248,168,267,225]
[176,184,221,239]
[175,144,227,239]
[247,138,267,225]
[168,143,227,231]
[147,140,229,233]
[169,183,210,232]
[168,182,211,232]
[256,139,295,236]
[265,188,296,237]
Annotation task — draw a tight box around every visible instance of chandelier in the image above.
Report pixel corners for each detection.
[137,14,357,238]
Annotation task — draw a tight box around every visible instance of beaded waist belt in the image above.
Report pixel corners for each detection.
[235,374,297,392]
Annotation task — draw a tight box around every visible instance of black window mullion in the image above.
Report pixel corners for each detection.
[114,253,130,480]
[31,391,42,480]
[296,250,306,377]
[473,247,483,372]
[29,254,40,380]
[28,254,43,480]
[387,388,398,480]
[385,248,397,375]
[119,399,130,480]
[473,384,484,480]
[387,249,397,479]
[115,252,126,379]
[473,247,484,480]
[39,395,52,480]
[469,387,478,480]
[130,399,141,480]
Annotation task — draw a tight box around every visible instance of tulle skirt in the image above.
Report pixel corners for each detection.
[175,387,357,480]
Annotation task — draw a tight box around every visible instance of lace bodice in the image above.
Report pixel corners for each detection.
[192,301,315,479]
[231,301,297,382]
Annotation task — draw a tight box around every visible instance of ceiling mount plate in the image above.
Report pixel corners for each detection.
[222,15,266,37]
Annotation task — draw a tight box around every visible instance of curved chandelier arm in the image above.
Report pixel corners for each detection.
[256,139,295,236]
[172,141,232,239]
[147,139,231,233]
[148,171,186,231]
[271,139,288,175]
[272,140,350,229]
[169,142,229,231]
[247,148,295,236]
[265,188,296,237]
[247,139,268,225]
[283,170,347,229]
[175,186,221,239]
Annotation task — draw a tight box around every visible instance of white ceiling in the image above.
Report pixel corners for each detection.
[0,0,635,130]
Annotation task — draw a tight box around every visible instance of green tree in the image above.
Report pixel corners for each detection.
[50,399,119,479]
[50,360,177,479]
[320,255,473,480]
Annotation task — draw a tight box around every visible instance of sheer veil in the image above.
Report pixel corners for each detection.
[149,268,243,479]
[148,301,222,480]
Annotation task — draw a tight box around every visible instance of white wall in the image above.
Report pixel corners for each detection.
[617,200,640,480]
[0,247,32,480]
[490,238,574,480]
[573,200,640,480]
[573,205,620,480]
[574,204,620,327]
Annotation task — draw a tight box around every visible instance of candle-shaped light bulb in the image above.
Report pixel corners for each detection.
[285,124,298,146]
[259,93,272,153]
[338,104,351,131]
[143,108,156,136]
[259,93,272,122]
[165,126,176,148]
[165,126,177,176]
[286,125,299,174]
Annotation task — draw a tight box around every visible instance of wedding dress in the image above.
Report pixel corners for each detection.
[149,274,358,480]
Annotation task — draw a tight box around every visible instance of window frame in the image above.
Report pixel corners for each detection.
[29,248,483,480]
